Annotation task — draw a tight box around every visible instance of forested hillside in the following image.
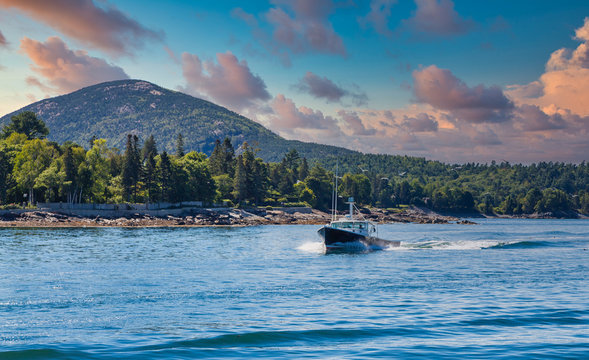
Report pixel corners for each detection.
[0,112,587,216]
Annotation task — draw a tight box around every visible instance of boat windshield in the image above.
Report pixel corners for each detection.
[332,221,373,232]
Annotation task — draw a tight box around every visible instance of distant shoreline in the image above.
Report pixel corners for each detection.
[0,206,465,228]
[1,206,584,228]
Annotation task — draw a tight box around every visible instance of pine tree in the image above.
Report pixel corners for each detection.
[221,137,235,175]
[176,133,185,158]
[132,135,142,201]
[122,134,141,202]
[141,136,158,204]
[63,147,76,203]
[122,135,134,202]
[298,157,309,180]
[0,148,11,204]
[233,155,247,205]
[142,134,157,161]
[282,148,300,171]
[159,151,173,202]
[209,139,224,176]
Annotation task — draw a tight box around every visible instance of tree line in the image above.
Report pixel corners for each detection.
[1,111,588,215]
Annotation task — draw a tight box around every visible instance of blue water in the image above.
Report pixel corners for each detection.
[1,219,588,359]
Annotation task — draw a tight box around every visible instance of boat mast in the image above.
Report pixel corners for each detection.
[332,160,339,222]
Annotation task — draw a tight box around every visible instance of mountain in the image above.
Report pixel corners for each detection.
[0,80,355,162]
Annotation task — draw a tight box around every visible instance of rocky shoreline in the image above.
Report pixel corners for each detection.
[0,206,477,228]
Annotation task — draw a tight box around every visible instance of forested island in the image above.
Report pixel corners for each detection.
[1,111,588,218]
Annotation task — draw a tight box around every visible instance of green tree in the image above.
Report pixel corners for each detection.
[233,154,247,204]
[282,148,300,171]
[522,188,542,213]
[35,159,66,202]
[209,137,236,176]
[180,151,216,203]
[142,134,157,161]
[85,139,111,202]
[298,157,309,180]
[142,136,159,203]
[339,173,371,205]
[213,174,233,202]
[0,147,13,203]
[176,133,185,158]
[13,139,53,204]
[122,135,141,202]
[304,165,332,211]
[158,151,173,202]
[2,111,49,140]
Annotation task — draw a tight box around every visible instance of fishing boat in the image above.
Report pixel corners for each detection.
[318,196,401,251]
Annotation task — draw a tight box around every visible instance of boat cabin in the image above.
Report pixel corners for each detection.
[330,220,376,237]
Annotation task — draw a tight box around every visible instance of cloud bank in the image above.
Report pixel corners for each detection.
[508,17,589,116]
[0,0,162,56]
[20,36,129,94]
[181,51,271,112]
[413,65,514,123]
[403,0,474,37]
[233,0,346,66]
[294,71,368,106]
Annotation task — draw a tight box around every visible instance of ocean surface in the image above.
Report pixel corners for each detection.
[1,219,588,359]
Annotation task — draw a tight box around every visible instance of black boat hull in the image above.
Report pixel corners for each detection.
[318,226,400,251]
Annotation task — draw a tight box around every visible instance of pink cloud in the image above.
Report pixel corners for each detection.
[181,51,271,112]
[294,71,368,106]
[545,18,589,71]
[515,104,567,132]
[403,0,475,37]
[233,0,346,66]
[358,0,397,36]
[269,94,339,131]
[401,113,439,132]
[0,0,162,56]
[508,18,589,116]
[337,110,376,135]
[576,17,589,41]
[20,36,129,94]
[266,0,346,55]
[413,65,514,123]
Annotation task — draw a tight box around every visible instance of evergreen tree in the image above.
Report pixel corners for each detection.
[282,148,300,171]
[122,134,141,202]
[159,151,173,202]
[176,133,185,158]
[222,137,235,175]
[142,135,157,161]
[141,135,159,204]
[208,139,224,176]
[298,157,309,180]
[0,148,12,203]
[209,137,235,176]
[233,155,247,204]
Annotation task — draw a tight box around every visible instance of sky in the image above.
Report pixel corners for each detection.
[1,0,588,164]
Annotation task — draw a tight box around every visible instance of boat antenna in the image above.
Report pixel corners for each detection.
[332,160,339,221]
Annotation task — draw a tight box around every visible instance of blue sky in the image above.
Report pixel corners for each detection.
[1,0,588,163]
